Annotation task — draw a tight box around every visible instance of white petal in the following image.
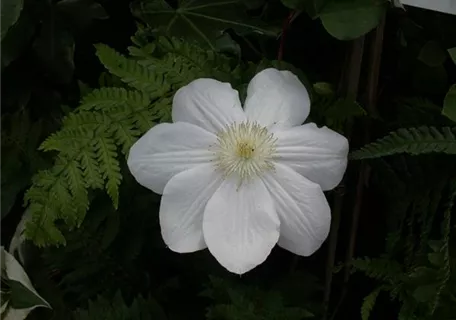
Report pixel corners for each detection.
[244,68,310,128]
[262,164,331,256]
[273,123,348,191]
[127,122,216,194]
[160,164,223,252]
[172,78,246,133]
[203,178,280,274]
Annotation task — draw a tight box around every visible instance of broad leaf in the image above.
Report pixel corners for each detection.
[448,47,456,65]
[130,0,279,49]
[319,0,386,40]
[1,2,35,68]
[33,20,75,84]
[1,0,24,40]
[9,280,49,309]
[1,247,50,320]
[418,41,447,67]
[281,0,306,9]
[443,84,456,123]
[57,0,109,31]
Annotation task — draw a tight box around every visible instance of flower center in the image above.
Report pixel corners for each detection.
[212,121,277,185]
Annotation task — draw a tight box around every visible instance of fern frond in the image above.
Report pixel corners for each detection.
[137,37,235,88]
[79,87,150,112]
[94,134,122,208]
[73,292,166,320]
[352,257,403,282]
[95,44,170,97]
[431,183,456,314]
[24,36,237,246]
[350,126,456,159]
[361,286,384,320]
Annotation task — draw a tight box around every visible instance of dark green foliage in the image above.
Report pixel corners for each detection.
[353,170,456,320]
[350,126,456,159]
[23,36,240,246]
[1,111,50,219]
[2,3,456,320]
[203,276,314,320]
[72,292,166,320]
[130,0,279,49]
[309,81,366,133]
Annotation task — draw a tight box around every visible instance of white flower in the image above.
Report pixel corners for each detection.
[127,68,349,274]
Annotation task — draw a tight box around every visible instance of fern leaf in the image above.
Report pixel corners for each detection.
[431,183,456,314]
[79,149,104,189]
[95,44,170,97]
[361,286,384,320]
[138,37,234,87]
[350,126,456,159]
[94,135,122,209]
[24,203,66,247]
[79,87,150,112]
[23,36,237,246]
[65,159,89,223]
[352,257,403,282]
[110,118,140,155]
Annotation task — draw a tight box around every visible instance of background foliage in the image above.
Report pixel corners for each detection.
[1,0,456,319]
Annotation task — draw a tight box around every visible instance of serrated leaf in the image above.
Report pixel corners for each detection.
[361,287,382,320]
[319,0,386,40]
[131,0,278,49]
[443,84,456,123]
[1,0,23,40]
[350,126,456,159]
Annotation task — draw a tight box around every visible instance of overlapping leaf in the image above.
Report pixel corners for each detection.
[131,0,278,49]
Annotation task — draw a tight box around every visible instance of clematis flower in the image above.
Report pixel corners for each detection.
[127,68,348,274]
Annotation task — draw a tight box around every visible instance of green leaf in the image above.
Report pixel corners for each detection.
[32,20,75,84]
[319,0,386,40]
[131,0,278,49]
[427,252,444,266]
[313,82,335,95]
[57,0,109,31]
[361,287,383,320]
[350,126,456,159]
[418,41,447,67]
[1,3,35,68]
[443,84,456,123]
[281,0,306,9]
[413,284,438,303]
[1,247,50,313]
[448,47,456,65]
[9,280,49,310]
[0,247,6,278]
[1,0,24,40]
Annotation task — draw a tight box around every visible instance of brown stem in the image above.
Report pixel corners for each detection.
[322,36,365,320]
[277,11,295,61]
[343,16,385,283]
[329,16,386,320]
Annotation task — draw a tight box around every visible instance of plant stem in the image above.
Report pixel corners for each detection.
[322,35,365,320]
[328,16,386,320]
